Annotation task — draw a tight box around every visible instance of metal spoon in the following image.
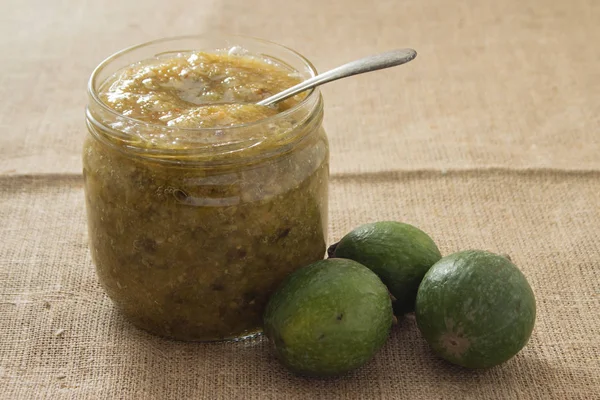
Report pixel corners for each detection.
[257,48,417,107]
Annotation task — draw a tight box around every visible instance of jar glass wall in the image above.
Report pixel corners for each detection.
[83,36,329,341]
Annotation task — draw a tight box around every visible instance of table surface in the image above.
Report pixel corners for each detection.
[1,0,599,399]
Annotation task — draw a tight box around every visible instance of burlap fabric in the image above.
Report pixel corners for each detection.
[1,0,598,399]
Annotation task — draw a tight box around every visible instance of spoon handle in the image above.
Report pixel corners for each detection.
[257,48,417,107]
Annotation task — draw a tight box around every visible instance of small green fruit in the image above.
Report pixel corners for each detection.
[415,250,536,369]
[263,258,393,377]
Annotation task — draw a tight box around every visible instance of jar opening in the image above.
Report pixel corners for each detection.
[86,35,322,164]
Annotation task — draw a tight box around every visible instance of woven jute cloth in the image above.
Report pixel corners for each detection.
[1,0,599,399]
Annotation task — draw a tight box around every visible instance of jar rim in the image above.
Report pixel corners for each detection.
[87,34,320,133]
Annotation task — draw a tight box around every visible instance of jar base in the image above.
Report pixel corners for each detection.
[125,316,265,343]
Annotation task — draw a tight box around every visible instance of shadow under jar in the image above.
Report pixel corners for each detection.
[83,36,329,341]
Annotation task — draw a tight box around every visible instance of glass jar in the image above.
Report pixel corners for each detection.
[83,36,329,341]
